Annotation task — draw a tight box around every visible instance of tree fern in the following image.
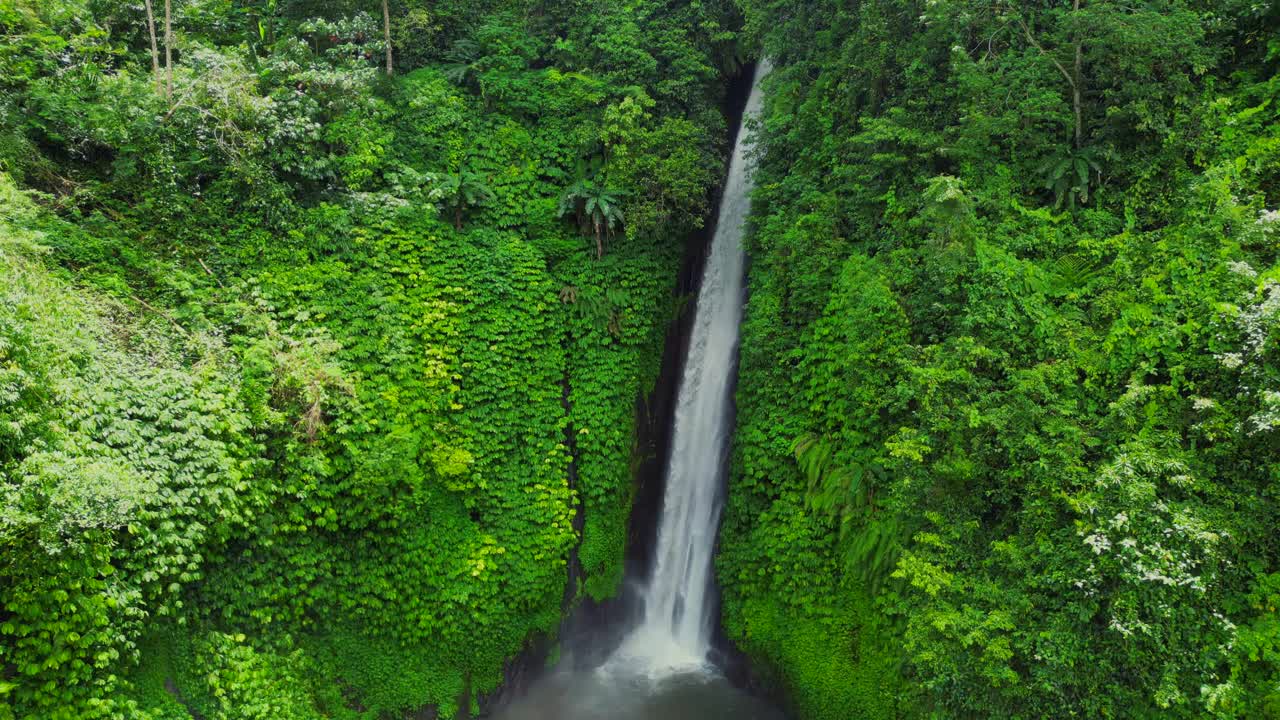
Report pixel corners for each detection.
[793,433,901,595]
[436,169,494,230]
[1044,252,1104,298]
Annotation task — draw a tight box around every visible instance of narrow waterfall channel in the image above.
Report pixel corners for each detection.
[493,62,781,720]
[612,57,770,672]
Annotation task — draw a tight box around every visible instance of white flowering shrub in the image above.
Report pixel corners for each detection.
[1073,446,1227,633]
[1212,267,1280,437]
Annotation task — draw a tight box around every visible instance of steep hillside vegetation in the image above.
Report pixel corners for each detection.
[720,1,1280,718]
[0,1,740,717]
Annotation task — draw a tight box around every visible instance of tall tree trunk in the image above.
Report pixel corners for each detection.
[164,0,173,101]
[143,0,160,93]
[594,220,603,259]
[1018,2,1085,150]
[1071,0,1084,149]
[382,0,393,77]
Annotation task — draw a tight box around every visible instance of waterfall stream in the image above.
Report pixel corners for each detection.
[493,62,779,720]
[612,58,770,673]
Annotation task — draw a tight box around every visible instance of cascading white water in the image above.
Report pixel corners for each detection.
[491,64,780,720]
[611,60,771,674]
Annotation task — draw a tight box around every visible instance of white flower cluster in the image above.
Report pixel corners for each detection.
[1226,260,1257,278]
[1224,280,1280,433]
[1109,617,1134,638]
[1085,532,1112,554]
[1249,390,1280,435]
[1214,352,1244,369]
[1239,280,1280,357]
[1076,453,1228,642]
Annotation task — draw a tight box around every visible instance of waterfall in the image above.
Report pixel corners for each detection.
[612,60,770,674]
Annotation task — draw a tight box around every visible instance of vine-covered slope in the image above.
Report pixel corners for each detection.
[0,2,740,718]
[721,1,1280,718]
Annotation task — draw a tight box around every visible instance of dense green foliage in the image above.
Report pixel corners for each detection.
[720,1,1280,717]
[6,0,1280,717]
[0,1,739,717]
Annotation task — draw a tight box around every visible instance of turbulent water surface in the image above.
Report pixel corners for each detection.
[496,61,775,719]
[491,665,784,720]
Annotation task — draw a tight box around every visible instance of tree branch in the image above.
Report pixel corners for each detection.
[1017,16,1076,92]
[382,0,393,77]
[164,0,173,101]
[143,0,161,93]
[1017,7,1085,149]
[130,294,190,337]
